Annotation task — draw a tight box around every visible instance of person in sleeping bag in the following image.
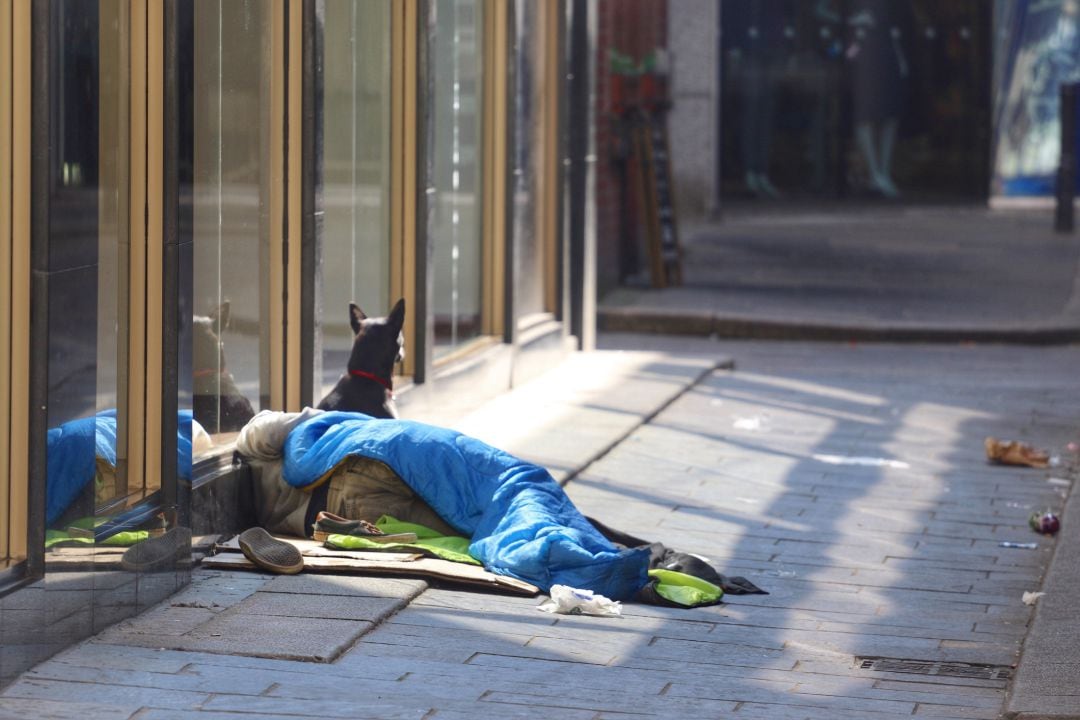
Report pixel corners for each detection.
[238,408,652,601]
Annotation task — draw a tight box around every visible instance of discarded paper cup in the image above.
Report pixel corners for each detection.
[1029,511,1061,536]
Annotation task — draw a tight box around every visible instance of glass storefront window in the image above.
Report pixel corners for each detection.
[318,0,394,397]
[428,0,485,356]
[994,0,1080,195]
[719,0,990,202]
[512,0,552,321]
[720,0,845,198]
[42,0,134,539]
[190,1,268,445]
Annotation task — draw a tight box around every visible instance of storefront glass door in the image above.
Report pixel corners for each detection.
[720,0,991,203]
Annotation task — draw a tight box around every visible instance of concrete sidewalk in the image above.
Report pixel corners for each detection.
[600,206,1080,343]
[2,336,1077,719]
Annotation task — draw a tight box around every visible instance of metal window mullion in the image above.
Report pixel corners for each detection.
[300,0,323,405]
[26,0,49,578]
[482,0,508,341]
[269,0,285,410]
[127,0,149,501]
[286,0,302,411]
[398,0,422,382]
[542,0,561,314]
[146,0,164,502]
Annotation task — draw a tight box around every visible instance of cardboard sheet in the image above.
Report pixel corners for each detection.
[208,534,539,596]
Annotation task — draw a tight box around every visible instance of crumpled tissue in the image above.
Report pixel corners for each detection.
[1022,591,1046,606]
[537,585,622,617]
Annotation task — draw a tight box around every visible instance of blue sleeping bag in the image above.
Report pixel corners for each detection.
[283,411,651,600]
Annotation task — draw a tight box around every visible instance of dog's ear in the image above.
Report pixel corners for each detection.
[387,298,405,333]
[349,303,367,334]
[209,301,231,334]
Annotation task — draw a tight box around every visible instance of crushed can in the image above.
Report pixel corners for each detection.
[1029,510,1061,535]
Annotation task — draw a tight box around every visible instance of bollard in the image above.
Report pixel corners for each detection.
[1055,82,1078,233]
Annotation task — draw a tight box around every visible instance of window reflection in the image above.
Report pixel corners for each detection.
[429,0,485,356]
[43,0,128,540]
[512,0,549,319]
[191,0,268,445]
[848,0,912,199]
[319,0,393,396]
[44,1,179,569]
[994,0,1076,195]
[721,0,989,202]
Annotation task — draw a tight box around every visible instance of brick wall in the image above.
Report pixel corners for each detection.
[595,0,668,297]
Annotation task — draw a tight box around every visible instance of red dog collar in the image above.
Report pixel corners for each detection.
[349,369,393,392]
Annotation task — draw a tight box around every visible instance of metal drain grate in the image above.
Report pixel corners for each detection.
[856,656,1013,680]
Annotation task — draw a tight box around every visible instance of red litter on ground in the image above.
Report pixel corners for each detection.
[1029,511,1061,535]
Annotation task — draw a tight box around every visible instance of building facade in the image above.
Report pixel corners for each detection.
[0,0,597,685]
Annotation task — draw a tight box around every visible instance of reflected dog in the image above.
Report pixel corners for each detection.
[193,301,255,433]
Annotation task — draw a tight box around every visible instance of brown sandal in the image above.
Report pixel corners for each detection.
[311,511,418,544]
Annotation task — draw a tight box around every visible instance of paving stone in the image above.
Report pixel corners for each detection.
[24,661,274,696]
[45,644,194,674]
[132,711,332,720]
[73,642,365,678]
[729,701,942,720]
[792,657,1008,690]
[237,589,406,623]
[345,630,491,662]
[666,676,919,714]
[913,701,1008,718]
[366,651,675,694]
[260,573,426,598]
[387,607,559,636]
[429,710,595,720]
[803,682,1002,708]
[97,605,217,638]
[484,688,741,716]
[96,612,375,663]
[2,676,209,710]
[202,693,435,719]
[0,697,137,720]
[871,678,1006,700]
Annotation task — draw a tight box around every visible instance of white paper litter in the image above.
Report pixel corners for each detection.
[1022,591,1046,606]
[812,454,910,469]
[537,585,622,617]
[734,416,767,431]
[1048,477,1071,487]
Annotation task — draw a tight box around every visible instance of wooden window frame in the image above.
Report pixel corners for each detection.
[419,0,508,373]
[0,0,30,577]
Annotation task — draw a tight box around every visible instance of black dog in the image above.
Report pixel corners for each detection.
[317,298,405,418]
[192,302,256,433]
